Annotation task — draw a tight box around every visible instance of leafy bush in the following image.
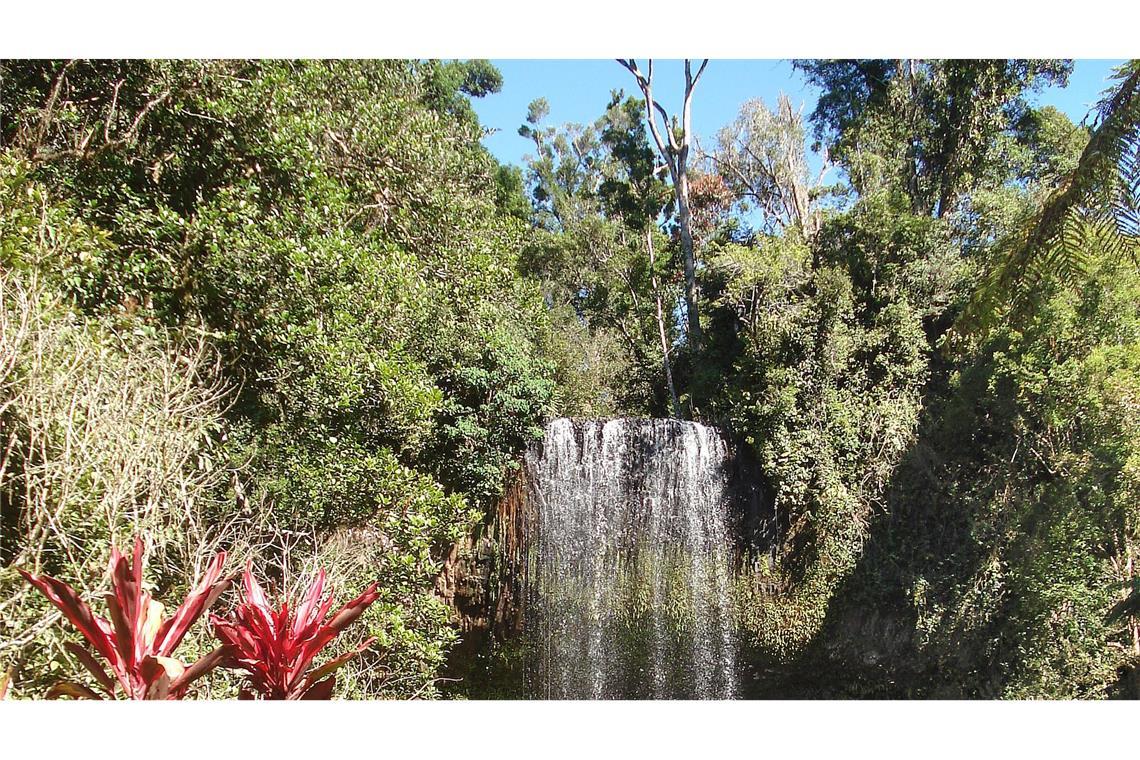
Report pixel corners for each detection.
[1,60,556,697]
[698,201,964,656]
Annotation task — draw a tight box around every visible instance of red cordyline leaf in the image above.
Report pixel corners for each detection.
[64,641,116,696]
[18,572,120,668]
[211,563,381,699]
[20,536,232,700]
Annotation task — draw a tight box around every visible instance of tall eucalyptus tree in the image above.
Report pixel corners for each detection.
[618,58,709,349]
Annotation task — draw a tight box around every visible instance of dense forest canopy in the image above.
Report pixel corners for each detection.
[1,58,1139,699]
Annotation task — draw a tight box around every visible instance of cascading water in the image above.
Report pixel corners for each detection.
[525,417,739,699]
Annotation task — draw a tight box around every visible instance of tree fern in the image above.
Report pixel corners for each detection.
[949,61,1140,345]
[1107,578,1140,625]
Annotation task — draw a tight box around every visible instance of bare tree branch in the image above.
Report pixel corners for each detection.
[617,58,707,352]
[618,58,679,160]
[27,59,77,158]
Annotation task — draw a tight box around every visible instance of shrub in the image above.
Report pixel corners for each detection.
[18,537,230,699]
[210,563,380,699]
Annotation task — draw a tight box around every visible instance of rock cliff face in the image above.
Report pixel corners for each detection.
[437,417,772,698]
[435,473,532,663]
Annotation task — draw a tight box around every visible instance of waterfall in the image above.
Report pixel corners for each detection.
[525,418,739,699]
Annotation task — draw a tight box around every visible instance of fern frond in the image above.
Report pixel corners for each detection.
[947,61,1140,348]
[1108,578,1140,625]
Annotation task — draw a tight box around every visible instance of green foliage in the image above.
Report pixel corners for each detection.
[952,62,1140,343]
[795,59,1072,216]
[420,59,504,127]
[518,90,682,416]
[701,198,964,655]
[1012,105,1091,183]
[426,328,554,505]
[720,60,1140,698]
[828,242,1140,697]
[493,164,532,223]
[1,59,554,698]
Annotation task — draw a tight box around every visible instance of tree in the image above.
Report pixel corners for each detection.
[795,59,1072,217]
[518,92,683,417]
[1,59,555,698]
[617,59,709,349]
[706,94,823,238]
[951,60,1140,342]
[420,59,504,128]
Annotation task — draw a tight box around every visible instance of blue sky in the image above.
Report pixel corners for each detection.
[471,59,1128,169]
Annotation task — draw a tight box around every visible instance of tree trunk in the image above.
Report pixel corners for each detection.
[616,58,708,352]
[674,167,702,348]
[647,229,683,419]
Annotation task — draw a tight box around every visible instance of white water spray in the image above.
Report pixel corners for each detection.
[526,418,738,699]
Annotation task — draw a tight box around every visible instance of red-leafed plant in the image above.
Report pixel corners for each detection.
[19,538,231,699]
[210,563,381,699]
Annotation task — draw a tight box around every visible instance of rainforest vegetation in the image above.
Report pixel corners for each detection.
[1,58,1139,699]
